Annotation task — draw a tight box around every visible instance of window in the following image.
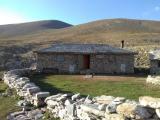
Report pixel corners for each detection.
[56,55,64,62]
[158,61,160,68]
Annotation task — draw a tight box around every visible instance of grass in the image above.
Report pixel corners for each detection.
[30,74,160,100]
[0,81,21,120]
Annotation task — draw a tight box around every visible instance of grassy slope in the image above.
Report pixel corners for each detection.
[1,19,160,67]
[31,75,160,100]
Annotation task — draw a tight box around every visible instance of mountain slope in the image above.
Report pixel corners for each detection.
[0,20,72,38]
[4,18,160,47]
[1,18,160,69]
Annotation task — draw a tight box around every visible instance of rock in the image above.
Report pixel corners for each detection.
[34,113,43,120]
[46,100,59,108]
[17,100,29,107]
[27,109,43,119]
[27,87,40,95]
[146,75,160,85]
[36,92,50,99]
[106,103,117,113]
[84,95,93,104]
[139,96,160,109]
[94,95,115,104]
[33,92,50,106]
[116,102,137,118]
[135,106,155,119]
[113,97,125,105]
[66,104,76,118]
[104,113,125,120]
[71,93,80,101]
[65,99,73,106]
[98,104,107,111]
[44,94,63,102]
[80,104,105,117]
[156,109,160,118]
[22,83,36,91]
[10,111,25,117]
[58,109,67,119]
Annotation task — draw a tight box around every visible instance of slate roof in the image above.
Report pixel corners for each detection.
[35,43,137,55]
[149,49,160,60]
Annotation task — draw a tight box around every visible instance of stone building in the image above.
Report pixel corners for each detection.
[34,43,137,74]
[149,49,160,74]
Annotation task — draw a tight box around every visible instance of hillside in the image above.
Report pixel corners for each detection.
[1,18,160,70]
[0,20,72,38]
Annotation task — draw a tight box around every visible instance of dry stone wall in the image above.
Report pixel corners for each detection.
[3,69,160,120]
[146,75,160,85]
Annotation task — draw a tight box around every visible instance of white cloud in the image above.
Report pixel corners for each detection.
[0,8,27,25]
[154,6,160,12]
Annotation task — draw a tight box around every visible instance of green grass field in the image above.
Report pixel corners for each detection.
[31,74,160,100]
[0,81,20,120]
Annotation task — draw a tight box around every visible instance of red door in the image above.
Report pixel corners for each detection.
[83,55,90,69]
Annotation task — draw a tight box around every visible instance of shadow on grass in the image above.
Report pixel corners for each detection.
[30,74,73,95]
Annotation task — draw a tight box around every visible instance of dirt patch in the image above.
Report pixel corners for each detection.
[72,75,146,82]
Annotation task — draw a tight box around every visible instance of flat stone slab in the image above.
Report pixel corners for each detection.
[139,96,160,109]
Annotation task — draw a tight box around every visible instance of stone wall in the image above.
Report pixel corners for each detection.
[3,68,50,120]
[90,54,134,74]
[36,53,135,74]
[146,75,160,85]
[3,69,160,120]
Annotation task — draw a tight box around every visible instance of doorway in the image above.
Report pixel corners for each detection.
[83,55,90,69]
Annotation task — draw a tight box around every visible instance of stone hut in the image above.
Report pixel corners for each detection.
[149,49,160,74]
[34,43,137,74]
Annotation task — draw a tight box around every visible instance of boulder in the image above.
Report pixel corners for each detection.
[116,102,137,118]
[94,95,115,104]
[135,106,155,119]
[139,96,160,109]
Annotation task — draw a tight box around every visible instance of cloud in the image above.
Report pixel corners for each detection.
[0,8,27,25]
[154,6,160,12]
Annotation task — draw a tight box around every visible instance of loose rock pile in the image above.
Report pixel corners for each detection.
[146,75,160,85]
[3,69,160,120]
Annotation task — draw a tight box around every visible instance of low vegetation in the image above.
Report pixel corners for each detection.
[0,81,20,120]
[31,74,160,100]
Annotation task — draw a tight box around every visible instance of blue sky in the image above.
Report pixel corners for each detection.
[0,0,160,25]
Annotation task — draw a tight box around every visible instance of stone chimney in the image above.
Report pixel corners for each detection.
[121,40,124,48]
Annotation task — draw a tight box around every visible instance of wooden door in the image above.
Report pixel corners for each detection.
[83,55,90,69]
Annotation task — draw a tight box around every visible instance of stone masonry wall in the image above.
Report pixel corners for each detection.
[36,53,80,73]
[90,54,134,74]
[3,69,160,120]
[36,53,135,74]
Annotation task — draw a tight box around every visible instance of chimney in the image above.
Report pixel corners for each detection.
[121,40,124,48]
